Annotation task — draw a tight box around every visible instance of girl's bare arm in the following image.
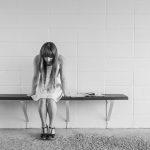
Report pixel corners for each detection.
[30,55,40,95]
[59,55,67,96]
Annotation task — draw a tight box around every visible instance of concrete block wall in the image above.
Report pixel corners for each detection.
[0,0,149,128]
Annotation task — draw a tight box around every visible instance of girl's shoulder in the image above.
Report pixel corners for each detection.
[34,54,40,66]
[58,54,65,65]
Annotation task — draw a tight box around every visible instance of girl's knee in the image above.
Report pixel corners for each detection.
[47,98,56,104]
[38,98,47,106]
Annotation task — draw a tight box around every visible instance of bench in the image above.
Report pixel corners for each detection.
[0,94,128,128]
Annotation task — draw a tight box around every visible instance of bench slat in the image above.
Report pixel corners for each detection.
[0,94,128,100]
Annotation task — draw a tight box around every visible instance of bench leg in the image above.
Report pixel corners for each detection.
[66,101,70,128]
[106,100,115,121]
[20,101,29,123]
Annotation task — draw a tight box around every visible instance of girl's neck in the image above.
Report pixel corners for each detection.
[47,63,52,67]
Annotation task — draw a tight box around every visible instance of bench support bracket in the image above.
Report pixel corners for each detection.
[20,101,29,123]
[66,101,70,128]
[106,100,115,128]
[107,100,115,121]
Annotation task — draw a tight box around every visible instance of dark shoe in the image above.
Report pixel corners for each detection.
[40,125,48,140]
[47,127,55,140]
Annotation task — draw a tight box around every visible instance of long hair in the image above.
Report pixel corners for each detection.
[39,42,58,88]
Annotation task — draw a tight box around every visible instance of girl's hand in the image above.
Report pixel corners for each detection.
[63,93,66,97]
[27,91,35,97]
[63,90,70,97]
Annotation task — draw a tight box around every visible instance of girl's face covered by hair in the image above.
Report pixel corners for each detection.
[41,45,55,65]
[43,56,53,65]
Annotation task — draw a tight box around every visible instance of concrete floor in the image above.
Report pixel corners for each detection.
[0,128,150,139]
[0,128,150,150]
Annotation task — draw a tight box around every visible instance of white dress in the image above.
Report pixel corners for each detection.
[31,63,64,102]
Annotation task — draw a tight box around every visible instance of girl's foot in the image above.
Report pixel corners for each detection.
[40,125,48,140]
[47,126,55,140]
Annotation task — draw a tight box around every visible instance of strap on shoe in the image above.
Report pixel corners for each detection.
[49,127,55,134]
[42,125,48,133]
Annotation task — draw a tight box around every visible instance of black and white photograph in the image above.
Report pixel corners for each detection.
[0,0,149,149]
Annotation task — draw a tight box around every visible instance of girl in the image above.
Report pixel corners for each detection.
[29,42,66,140]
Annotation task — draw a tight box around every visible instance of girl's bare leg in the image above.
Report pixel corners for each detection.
[38,98,47,127]
[46,99,57,128]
